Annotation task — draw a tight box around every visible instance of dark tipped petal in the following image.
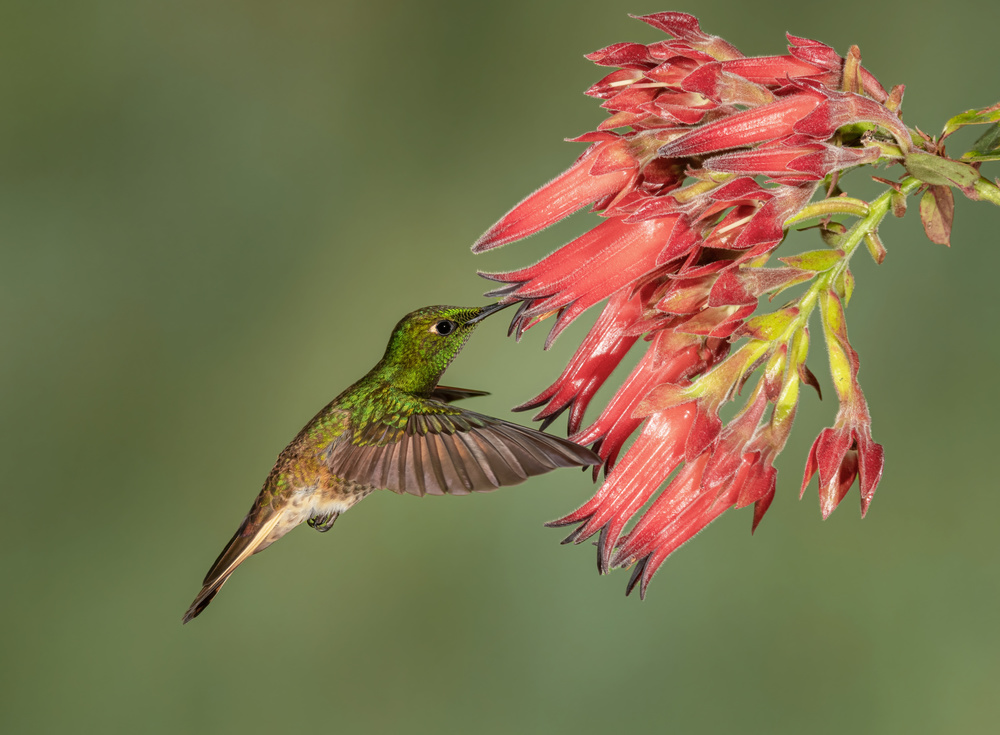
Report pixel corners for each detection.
[537,405,570,431]
[624,556,649,597]
[545,510,591,529]
[482,282,522,299]
[560,525,587,545]
[507,301,531,338]
[596,525,610,574]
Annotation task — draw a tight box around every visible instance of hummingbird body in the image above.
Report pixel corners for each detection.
[183,304,600,623]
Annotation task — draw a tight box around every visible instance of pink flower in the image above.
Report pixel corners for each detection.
[474,13,904,595]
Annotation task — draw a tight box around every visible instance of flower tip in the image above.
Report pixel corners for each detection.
[471,228,509,253]
[556,524,586,545]
[750,488,775,534]
[544,511,586,530]
[543,515,573,528]
[630,11,701,37]
[623,555,650,598]
[800,432,825,498]
[800,464,816,500]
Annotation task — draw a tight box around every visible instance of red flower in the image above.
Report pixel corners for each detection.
[472,138,639,252]
[474,13,905,595]
[800,289,885,517]
[802,415,884,519]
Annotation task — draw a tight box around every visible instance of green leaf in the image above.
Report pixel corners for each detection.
[961,123,1000,163]
[739,307,800,341]
[778,249,844,272]
[834,268,855,306]
[942,103,1000,138]
[904,151,979,188]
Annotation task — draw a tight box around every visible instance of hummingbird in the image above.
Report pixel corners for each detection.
[183,303,600,623]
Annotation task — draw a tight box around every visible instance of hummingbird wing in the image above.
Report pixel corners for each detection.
[429,385,490,403]
[322,399,601,497]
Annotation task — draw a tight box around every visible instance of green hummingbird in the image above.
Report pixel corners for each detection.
[183,303,600,623]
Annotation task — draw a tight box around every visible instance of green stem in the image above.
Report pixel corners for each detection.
[824,177,921,279]
[785,196,870,225]
[974,177,1000,206]
[688,178,922,403]
[779,177,922,344]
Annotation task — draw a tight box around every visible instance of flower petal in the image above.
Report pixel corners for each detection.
[473,143,636,251]
[656,92,824,158]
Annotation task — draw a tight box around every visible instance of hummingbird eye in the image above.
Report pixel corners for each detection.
[432,320,458,336]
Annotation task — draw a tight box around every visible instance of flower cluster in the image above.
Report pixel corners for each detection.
[473,12,1000,596]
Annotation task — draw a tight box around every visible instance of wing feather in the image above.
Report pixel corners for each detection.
[491,424,557,475]
[407,430,426,497]
[422,432,450,496]
[323,397,600,497]
[453,431,500,488]
[438,432,474,494]
[429,385,490,403]
[467,426,530,483]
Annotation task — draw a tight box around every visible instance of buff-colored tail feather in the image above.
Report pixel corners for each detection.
[182,512,283,624]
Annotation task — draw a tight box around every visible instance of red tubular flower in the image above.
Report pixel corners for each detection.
[800,289,885,517]
[785,34,888,101]
[482,215,680,346]
[610,383,784,597]
[612,451,716,594]
[655,91,825,159]
[720,55,826,86]
[547,403,696,570]
[512,288,645,434]
[727,183,819,257]
[801,412,884,518]
[634,12,744,61]
[620,402,760,575]
[793,89,911,152]
[473,12,908,596]
[472,138,637,252]
[704,143,879,180]
[570,327,722,473]
[680,63,776,108]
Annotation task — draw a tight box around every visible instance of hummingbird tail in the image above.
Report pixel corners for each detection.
[182,511,284,624]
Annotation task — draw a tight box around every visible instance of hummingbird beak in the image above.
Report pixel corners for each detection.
[466,301,515,325]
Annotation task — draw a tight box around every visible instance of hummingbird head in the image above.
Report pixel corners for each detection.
[377,303,512,394]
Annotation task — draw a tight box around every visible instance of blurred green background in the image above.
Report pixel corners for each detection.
[3,1,999,733]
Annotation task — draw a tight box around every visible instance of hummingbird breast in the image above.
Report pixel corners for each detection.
[257,479,373,551]
[265,445,377,541]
